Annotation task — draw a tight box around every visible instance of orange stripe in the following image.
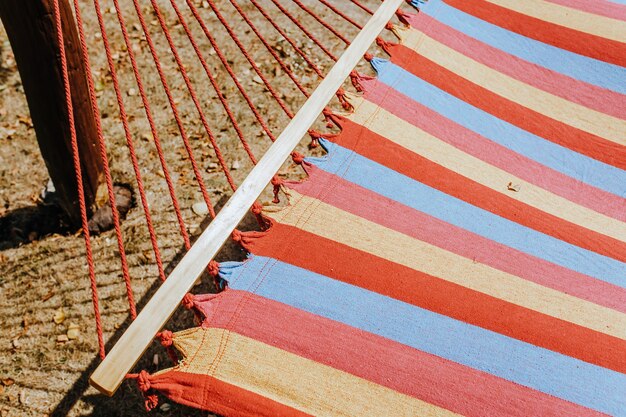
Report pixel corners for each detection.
[244,222,626,373]
[333,117,626,263]
[444,0,626,67]
[387,42,626,169]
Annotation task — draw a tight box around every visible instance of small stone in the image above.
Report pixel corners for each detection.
[159,403,171,412]
[206,162,218,172]
[53,308,65,324]
[127,88,137,97]
[192,202,208,216]
[57,334,69,343]
[1,378,14,387]
[153,354,159,366]
[231,160,241,170]
[66,323,80,340]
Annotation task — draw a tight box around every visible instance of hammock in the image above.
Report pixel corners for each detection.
[105,0,626,415]
[45,0,625,414]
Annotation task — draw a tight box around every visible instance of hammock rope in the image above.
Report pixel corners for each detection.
[72,0,133,357]
[55,0,394,361]
[52,0,108,358]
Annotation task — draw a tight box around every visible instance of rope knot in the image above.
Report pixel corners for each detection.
[271,175,283,203]
[291,151,305,165]
[364,52,374,62]
[137,370,151,392]
[251,202,264,216]
[207,260,220,277]
[231,229,243,243]
[308,130,322,149]
[349,71,364,92]
[157,330,173,347]
[145,394,159,411]
[182,293,195,310]
[385,22,394,30]
[336,88,352,110]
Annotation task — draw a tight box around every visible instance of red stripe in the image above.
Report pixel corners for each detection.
[149,370,312,417]
[359,77,626,222]
[388,43,626,169]
[407,12,626,119]
[242,224,626,374]
[193,289,605,417]
[331,118,626,263]
[544,0,626,21]
[444,0,626,67]
[289,165,626,313]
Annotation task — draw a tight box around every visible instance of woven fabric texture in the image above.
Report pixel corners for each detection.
[141,1,626,415]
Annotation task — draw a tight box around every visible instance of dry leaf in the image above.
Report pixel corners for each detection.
[1,378,14,387]
[507,182,521,192]
[53,308,65,324]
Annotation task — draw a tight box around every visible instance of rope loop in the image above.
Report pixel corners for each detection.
[182,293,195,310]
[291,151,305,165]
[157,330,174,347]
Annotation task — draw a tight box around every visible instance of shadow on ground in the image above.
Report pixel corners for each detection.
[49,195,256,417]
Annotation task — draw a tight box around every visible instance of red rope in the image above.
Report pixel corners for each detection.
[127,0,219,214]
[268,0,338,61]
[170,0,258,165]
[290,0,351,44]
[248,0,325,79]
[92,0,166,282]
[349,0,374,15]
[186,0,277,141]
[201,0,295,118]
[110,0,192,250]
[72,0,136,345]
[316,0,363,29]
[226,0,310,98]
[52,0,106,356]
[144,0,238,193]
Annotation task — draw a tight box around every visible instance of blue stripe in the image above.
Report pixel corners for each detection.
[419,0,626,94]
[372,58,626,198]
[307,139,626,289]
[219,256,626,416]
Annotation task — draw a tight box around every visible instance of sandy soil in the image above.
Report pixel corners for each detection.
[0,0,404,415]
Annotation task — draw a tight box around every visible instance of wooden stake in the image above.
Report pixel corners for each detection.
[89,0,405,396]
[0,0,103,226]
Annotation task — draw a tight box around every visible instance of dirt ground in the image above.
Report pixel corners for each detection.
[0,0,403,415]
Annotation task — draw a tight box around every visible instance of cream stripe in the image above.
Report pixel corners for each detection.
[172,327,454,417]
[265,191,626,339]
[397,26,626,146]
[346,95,626,243]
[485,0,626,42]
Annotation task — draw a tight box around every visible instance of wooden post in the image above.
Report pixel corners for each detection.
[0,0,103,227]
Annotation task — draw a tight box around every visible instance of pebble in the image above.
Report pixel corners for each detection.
[192,201,209,216]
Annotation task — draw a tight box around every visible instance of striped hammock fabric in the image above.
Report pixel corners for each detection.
[139,0,626,415]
